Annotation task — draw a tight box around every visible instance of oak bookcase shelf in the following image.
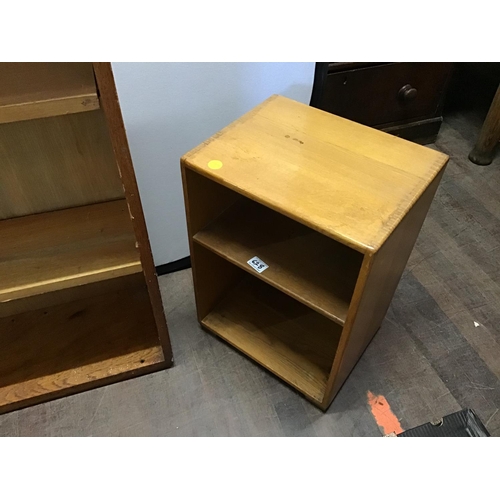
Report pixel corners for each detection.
[0,63,99,124]
[182,95,449,410]
[0,200,141,305]
[193,198,362,326]
[0,63,172,414]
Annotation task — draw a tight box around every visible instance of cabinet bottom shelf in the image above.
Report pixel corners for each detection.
[0,278,166,414]
[202,276,342,404]
[0,346,165,415]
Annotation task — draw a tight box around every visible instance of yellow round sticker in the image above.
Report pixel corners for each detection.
[208,160,223,170]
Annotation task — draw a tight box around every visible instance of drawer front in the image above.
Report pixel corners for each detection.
[317,62,453,127]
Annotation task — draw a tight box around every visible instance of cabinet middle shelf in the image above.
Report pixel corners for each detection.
[193,198,363,326]
[0,199,141,307]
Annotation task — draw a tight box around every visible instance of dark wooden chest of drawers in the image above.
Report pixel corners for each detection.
[311,62,453,144]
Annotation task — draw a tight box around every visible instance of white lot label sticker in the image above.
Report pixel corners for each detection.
[247,256,269,274]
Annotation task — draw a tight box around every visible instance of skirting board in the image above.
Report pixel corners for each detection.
[156,256,191,276]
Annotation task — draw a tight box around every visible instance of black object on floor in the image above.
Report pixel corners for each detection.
[156,256,191,276]
[398,409,490,437]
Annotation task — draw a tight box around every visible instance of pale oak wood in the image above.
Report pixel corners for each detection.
[194,197,362,325]
[0,63,99,124]
[182,95,448,409]
[183,95,448,253]
[0,199,141,306]
[191,243,244,322]
[202,276,341,404]
[181,163,243,322]
[323,171,445,409]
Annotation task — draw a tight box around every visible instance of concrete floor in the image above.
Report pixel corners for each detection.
[1,109,500,436]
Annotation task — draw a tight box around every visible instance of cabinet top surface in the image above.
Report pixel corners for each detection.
[182,95,448,253]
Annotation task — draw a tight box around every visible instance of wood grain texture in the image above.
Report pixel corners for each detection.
[1,109,497,437]
[202,276,341,404]
[0,282,165,414]
[323,170,445,409]
[183,95,448,410]
[0,273,144,319]
[0,110,125,219]
[182,166,241,236]
[194,197,362,325]
[0,200,141,306]
[191,243,244,321]
[93,63,172,364]
[0,347,164,415]
[0,63,172,414]
[0,63,99,124]
[182,95,449,253]
[181,166,242,321]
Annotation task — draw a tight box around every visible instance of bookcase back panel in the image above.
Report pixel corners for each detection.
[0,63,96,108]
[0,109,125,220]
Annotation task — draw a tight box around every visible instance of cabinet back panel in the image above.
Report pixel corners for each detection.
[0,109,124,219]
[0,63,96,107]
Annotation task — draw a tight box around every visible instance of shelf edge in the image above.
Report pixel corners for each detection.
[0,345,165,415]
[0,261,142,304]
[0,93,100,125]
[193,236,348,327]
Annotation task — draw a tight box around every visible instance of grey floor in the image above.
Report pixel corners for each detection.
[1,109,500,436]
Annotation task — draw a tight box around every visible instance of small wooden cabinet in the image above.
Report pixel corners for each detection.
[0,63,172,413]
[181,95,448,410]
[311,62,453,144]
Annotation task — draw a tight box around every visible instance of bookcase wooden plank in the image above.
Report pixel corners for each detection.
[0,283,165,414]
[0,62,172,414]
[203,276,341,404]
[93,62,172,364]
[0,63,98,124]
[194,198,362,325]
[0,110,125,220]
[0,200,141,304]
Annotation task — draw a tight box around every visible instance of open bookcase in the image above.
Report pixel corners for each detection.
[0,63,172,414]
[182,95,448,410]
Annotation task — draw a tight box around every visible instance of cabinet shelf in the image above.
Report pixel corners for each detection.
[0,345,164,414]
[194,198,362,325]
[182,95,448,410]
[0,62,171,415]
[0,199,141,306]
[0,63,99,124]
[202,275,341,404]
[0,284,165,413]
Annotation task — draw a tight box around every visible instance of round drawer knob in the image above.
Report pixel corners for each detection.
[399,84,418,103]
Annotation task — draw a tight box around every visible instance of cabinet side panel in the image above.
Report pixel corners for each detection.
[322,169,444,409]
[182,166,241,235]
[192,243,245,321]
[92,63,172,364]
[181,165,244,321]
